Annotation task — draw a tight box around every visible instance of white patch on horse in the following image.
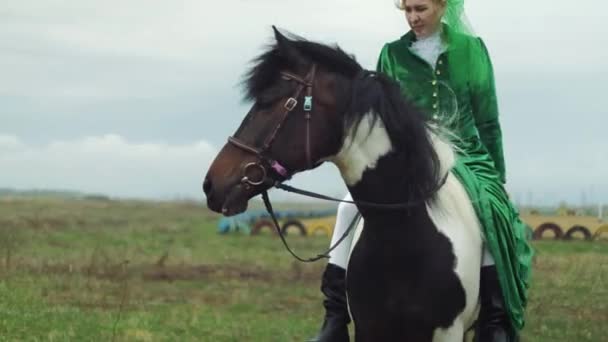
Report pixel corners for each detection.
[341,129,483,340]
[426,132,483,338]
[329,112,393,186]
[428,129,455,179]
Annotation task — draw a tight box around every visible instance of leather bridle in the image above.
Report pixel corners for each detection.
[226,63,357,263]
[228,64,318,190]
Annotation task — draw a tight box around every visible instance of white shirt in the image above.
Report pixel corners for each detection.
[410,29,447,69]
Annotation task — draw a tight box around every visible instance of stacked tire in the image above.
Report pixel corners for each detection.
[280,220,307,236]
[532,222,595,241]
[594,225,608,240]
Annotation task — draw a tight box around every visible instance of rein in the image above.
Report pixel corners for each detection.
[261,172,446,263]
[262,191,361,263]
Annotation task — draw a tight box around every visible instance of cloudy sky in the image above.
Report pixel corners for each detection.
[1,0,607,206]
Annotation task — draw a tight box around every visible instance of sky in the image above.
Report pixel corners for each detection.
[1,0,607,206]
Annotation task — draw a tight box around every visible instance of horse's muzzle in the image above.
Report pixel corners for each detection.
[204,174,250,216]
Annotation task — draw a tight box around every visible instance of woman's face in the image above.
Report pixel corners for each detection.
[403,0,446,38]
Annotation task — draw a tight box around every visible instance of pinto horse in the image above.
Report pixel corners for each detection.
[204,28,482,341]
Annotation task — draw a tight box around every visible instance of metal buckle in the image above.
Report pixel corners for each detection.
[242,162,267,186]
[284,98,297,111]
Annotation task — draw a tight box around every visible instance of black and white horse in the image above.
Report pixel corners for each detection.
[204,28,482,341]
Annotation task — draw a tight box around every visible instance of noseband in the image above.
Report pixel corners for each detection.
[228,64,318,189]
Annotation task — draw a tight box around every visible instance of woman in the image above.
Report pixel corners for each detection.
[309,1,533,341]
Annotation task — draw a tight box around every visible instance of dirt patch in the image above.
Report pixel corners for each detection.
[139,262,325,283]
[15,261,322,284]
[141,264,274,282]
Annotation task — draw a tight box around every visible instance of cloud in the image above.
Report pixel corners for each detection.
[0,133,347,202]
[1,0,607,205]
[0,134,24,149]
[506,137,608,206]
[2,0,604,108]
[0,131,605,205]
[0,134,217,199]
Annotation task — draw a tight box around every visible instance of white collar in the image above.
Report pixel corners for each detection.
[410,29,447,69]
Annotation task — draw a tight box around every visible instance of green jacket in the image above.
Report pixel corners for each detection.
[376,27,533,331]
[376,28,506,183]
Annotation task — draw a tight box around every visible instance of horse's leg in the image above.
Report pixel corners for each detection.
[432,320,464,342]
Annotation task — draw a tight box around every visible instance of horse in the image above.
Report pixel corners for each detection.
[204,27,482,342]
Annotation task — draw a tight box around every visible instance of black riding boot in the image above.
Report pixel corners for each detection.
[474,265,519,342]
[307,263,350,342]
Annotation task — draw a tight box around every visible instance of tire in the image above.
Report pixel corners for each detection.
[564,225,592,241]
[593,224,608,240]
[235,221,252,235]
[280,220,307,236]
[533,222,564,240]
[250,219,278,235]
[217,218,231,234]
[310,225,332,237]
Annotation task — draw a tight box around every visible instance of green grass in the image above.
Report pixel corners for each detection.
[0,197,606,341]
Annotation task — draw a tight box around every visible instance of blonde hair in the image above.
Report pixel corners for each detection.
[395,0,446,10]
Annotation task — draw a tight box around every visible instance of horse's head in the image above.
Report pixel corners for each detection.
[205,27,446,215]
[204,27,362,215]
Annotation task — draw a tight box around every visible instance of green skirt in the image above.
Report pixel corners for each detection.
[452,147,534,331]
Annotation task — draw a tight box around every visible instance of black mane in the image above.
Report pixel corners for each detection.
[244,32,362,102]
[347,72,443,201]
[244,30,443,201]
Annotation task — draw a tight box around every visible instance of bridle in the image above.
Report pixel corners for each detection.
[227,63,348,263]
[227,63,363,263]
[225,64,448,263]
[228,64,318,190]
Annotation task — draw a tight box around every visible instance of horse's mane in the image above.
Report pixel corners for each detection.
[243,32,362,102]
[243,30,443,201]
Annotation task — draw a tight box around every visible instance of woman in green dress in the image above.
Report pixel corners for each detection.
[309,1,533,341]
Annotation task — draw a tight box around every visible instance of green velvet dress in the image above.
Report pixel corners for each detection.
[376,27,533,330]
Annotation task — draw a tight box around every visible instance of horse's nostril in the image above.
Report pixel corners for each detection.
[203,177,212,195]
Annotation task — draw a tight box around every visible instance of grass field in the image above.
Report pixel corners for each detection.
[0,197,606,341]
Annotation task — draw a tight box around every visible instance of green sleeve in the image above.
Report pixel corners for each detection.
[376,43,393,76]
[471,38,506,184]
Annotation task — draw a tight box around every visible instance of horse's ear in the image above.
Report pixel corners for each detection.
[272,25,303,65]
[272,25,287,43]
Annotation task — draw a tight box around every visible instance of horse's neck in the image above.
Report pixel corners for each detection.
[330,113,455,217]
